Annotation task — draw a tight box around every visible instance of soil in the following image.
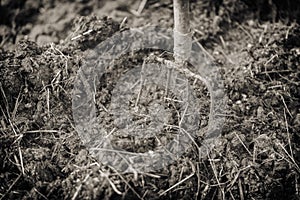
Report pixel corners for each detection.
[0,0,300,199]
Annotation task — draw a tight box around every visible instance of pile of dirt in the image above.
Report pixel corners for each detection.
[0,0,299,199]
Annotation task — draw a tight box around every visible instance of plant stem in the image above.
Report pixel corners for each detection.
[173,0,192,63]
[174,0,190,34]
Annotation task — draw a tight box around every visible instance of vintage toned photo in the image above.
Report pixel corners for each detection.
[0,0,299,199]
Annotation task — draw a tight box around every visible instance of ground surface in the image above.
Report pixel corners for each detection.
[0,0,300,199]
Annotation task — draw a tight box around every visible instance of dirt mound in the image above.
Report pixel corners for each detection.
[0,1,299,199]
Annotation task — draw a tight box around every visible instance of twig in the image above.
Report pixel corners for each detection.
[236,22,254,41]
[178,102,188,127]
[165,67,173,98]
[295,175,299,196]
[50,69,62,89]
[220,49,234,64]
[12,88,22,121]
[285,23,295,40]
[234,133,252,156]
[120,17,127,29]
[283,108,293,158]
[260,70,292,75]
[238,178,244,200]
[264,54,278,66]
[229,190,236,200]
[108,166,143,200]
[159,172,194,196]
[138,172,161,179]
[8,119,25,175]
[99,170,123,195]
[105,127,116,139]
[25,129,62,134]
[164,97,183,103]
[208,153,225,199]
[227,166,251,192]
[151,55,208,85]
[33,188,48,200]
[259,24,268,43]
[71,30,93,41]
[71,173,91,200]
[180,125,200,149]
[47,88,50,118]
[18,145,25,175]
[219,36,226,50]
[277,143,300,173]
[0,82,11,119]
[280,95,292,118]
[135,60,146,107]
[137,0,147,15]
[196,41,215,61]
[195,163,201,199]
[0,173,22,200]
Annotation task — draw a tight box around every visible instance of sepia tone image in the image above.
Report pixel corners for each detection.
[0,0,299,199]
